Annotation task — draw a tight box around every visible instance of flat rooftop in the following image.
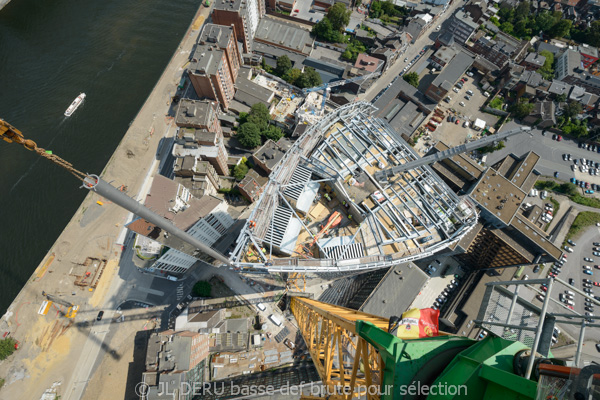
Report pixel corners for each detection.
[468,168,526,226]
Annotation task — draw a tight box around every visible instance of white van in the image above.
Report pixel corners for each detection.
[269,314,282,327]
[256,303,266,312]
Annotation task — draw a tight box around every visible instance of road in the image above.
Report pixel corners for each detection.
[360,0,464,102]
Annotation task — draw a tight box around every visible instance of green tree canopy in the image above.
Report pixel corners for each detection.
[262,125,284,142]
[326,3,351,31]
[341,40,366,62]
[556,93,567,103]
[550,19,572,38]
[233,161,249,181]
[275,55,292,77]
[249,103,271,126]
[500,22,514,35]
[510,100,534,118]
[284,68,302,85]
[402,72,420,88]
[311,18,343,42]
[237,122,262,148]
[296,67,322,88]
[563,101,583,119]
[535,11,558,32]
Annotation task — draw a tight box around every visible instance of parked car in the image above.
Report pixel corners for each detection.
[564,246,574,253]
[584,257,594,262]
[584,270,594,275]
[459,101,465,107]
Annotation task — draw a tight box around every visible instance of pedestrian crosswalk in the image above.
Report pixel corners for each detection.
[176,283,184,301]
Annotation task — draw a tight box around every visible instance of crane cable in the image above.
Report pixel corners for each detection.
[0,119,87,181]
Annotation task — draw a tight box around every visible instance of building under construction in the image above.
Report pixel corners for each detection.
[230,102,478,276]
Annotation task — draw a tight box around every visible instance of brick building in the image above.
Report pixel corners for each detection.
[188,46,236,109]
[198,24,243,83]
[212,0,253,53]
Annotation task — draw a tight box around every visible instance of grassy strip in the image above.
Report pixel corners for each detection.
[571,194,600,208]
[563,211,600,245]
[535,180,600,209]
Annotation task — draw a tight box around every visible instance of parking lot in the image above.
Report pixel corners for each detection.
[414,70,499,151]
[528,225,600,342]
[291,0,324,22]
[489,122,600,199]
[411,257,466,311]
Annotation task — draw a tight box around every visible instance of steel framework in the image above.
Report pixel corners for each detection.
[290,296,389,399]
[374,126,532,181]
[229,102,479,276]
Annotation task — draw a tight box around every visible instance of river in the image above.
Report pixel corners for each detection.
[0,0,200,313]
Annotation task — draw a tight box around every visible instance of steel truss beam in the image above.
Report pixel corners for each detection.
[291,297,388,400]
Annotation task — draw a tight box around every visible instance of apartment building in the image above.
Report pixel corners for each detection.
[127,175,234,275]
[142,330,209,400]
[212,0,256,53]
[198,24,243,82]
[188,46,236,109]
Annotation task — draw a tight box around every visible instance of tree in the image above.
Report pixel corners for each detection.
[369,1,382,18]
[237,122,262,148]
[535,11,557,33]
[192,281,212,297]
[559,182,578,196]
[500,22,514,35]
[284,68,302,85]
[556,93,567,103]
[326,3,351,32]
[402,72,419,88]
[341,40,366,62]
[296,67,322,88]
[249,103,271,127]
[564,101,583,119]
[510,100,534,118]
[275,55,292,77]
[514,1,530,22]
[237,112,249,125]
[490,16,501,27]
[311,17,344,42]
[0,338,16,361]
[233,161,249,181]
[263,125,284,142]
[550,19,572,38]
[261,57,272,73]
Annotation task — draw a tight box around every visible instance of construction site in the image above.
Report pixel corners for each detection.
[230,102,479,276]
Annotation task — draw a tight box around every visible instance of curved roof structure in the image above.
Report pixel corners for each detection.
[230,102,478,275]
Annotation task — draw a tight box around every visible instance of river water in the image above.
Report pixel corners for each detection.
[0,0,200,313]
